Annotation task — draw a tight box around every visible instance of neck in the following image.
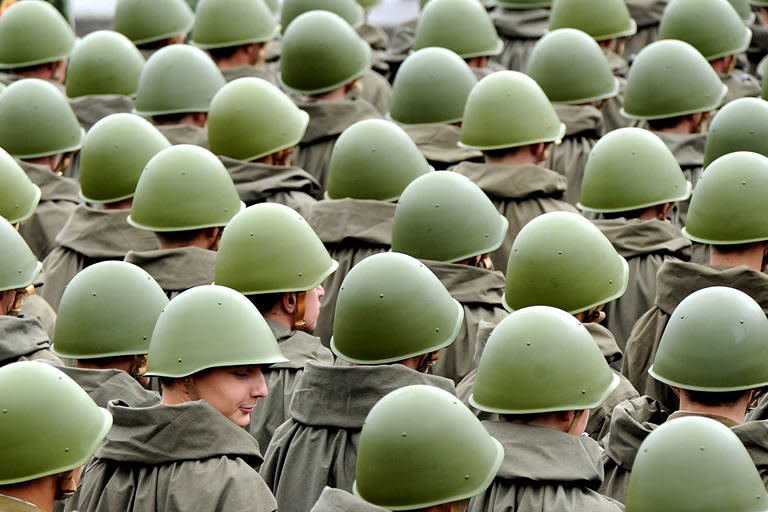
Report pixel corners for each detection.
[0,477,57,512]
[309,85,348,101]
[22,155,61,173]
[709,244,765,272]
[160,384,190,406]
[677,400,746,425]
[484,153,537,165]
[76,357,134,374]
[101,198,133,211]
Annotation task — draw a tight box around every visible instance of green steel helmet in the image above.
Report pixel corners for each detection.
[0,216,41,293]
[460,71,566,150]
[729,0,756,23]
[621,40,727,120]
[0,79,84,159]
[505,211,629,313]
[21,0,75,28]
[704,98,768,167]
[0,0,75,69]
[145,285,287,378]
[391,171,508,262]
[579,128,691,213]
[215,203,338,294]
[280,11,371,95]
[649,286,768,392]
[0,146,40,224]
[626,417,768,512]
[113,0,194,45]
[471,306,619,413]
[133,44,225,116]
[683,151,768,245]
[52,261,169,359]
[327,119,432,201]
[526,28,619,104]
[0,362,111,485]
[65,30,145,99]
[265,0,281,14]
[389,47,478,125]
[208,77,309,162]
[281,0,364,30]
[79,114,171,204]
[658,0,751,61]
[355,385,504,510]
[191,0,279,49]
[412,0,503,58]
[331,252,464,364]
[548,0,637,41]
[128,145,243,232]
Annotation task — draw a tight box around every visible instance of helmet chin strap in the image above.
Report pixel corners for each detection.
[292,292,308,332]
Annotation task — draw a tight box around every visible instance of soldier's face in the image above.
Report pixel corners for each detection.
[189,365,268,427]
[301,285,325,332]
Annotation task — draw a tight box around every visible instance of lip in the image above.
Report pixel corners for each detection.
[239,405,256,414]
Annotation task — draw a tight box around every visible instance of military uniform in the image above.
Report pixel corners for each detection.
[220,156,319,219]
[221,63,279,84]
[595,218,691,350]
[0,316,60,367]
[401,124,482,170]
[248,319,334,454]
[469,421,624,512]
[69,96,134,131]
[600,396,768,502]
[622,260,768,410]
[260,362,455,512]
[491,7,549,71]
[350,69,392,116]
[721,69,763,104]
[450,161,578,272]
[17,161,79,260]
[623,0,666,59]
[56,366,158,408]
[67,400,278,512]
[124,247,217,299]
[155,124,209,148]
[19,294,56,339]
[311,487,387,512]
[0,495,44,512]
[40,206,158,310]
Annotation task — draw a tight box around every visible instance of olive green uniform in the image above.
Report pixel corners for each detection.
[17,161,79,260]
[623,0,666,59]
[221,63,279,85]
[622,260,768,411]
[220,156,319,219]
[401,123,483,170]
[0,495,44,512]
[0,316,60,367]
[721,69,762,104]
[600,396,768,503]
[19,294,56,339]
[423,260,508,383]
[294,99,380,194]
[40,205,158,311]
[450,161,578,272]
[594,218,691,351]
[155,124,209,148]
[67,400,278,512]
[308,199,395,345]
[468,421,624,512]
[248,319,334,454]
[549,104,604,205]
[56,366,159,408]
[350,69,392,116]
[386,18,417,69]
[311,487,387,512]
[124,246,217,299]
[260,361,455,512]
[69,95,135,131]
[491,7,550,71]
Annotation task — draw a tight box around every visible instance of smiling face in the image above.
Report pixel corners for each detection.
[188,365,269,427]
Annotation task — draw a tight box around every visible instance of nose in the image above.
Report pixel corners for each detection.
[251,368,269,398]
[316,285,325,299]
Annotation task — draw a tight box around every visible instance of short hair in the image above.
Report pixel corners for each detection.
[245,292,284,315]
[155,228,213,245]
[647,115,689,131]
[680,388,753,407]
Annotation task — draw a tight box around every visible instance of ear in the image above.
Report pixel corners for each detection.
[281,292,297,315]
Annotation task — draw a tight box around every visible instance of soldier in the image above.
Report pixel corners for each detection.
[309,119,431,344]
[458,212,639,439]
[412,0,504,79]
[123,145,242,298]
[113,0,194,59]
[602,287,768,501]
[489,0,550,72]
[579,128,692,349]
[622,151,768,410]
[621,39,727,232]
[68,285,283,512]
[313,385,504,512]
[391,171,508,382]
[0,362,111,512]
[526,28,620,204]
[0,217,59,367]
[50,261,167,407]
[190,0,279,84]
[0,79,82,259]
[208,78,319,218]
[133,45,225,147]
[625,417,768,512]
[65,31,145,130]
[389,48,482,170]
[214,203,336,451]
[0,0,74,87]
[454,71,577,272]
[281,11,381,192]
[704,97,768,164]
[468,306,623,512]
[40,114,168,311]
[622,0,666,59]
[260,252,460,512]
[658,0,761,104]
